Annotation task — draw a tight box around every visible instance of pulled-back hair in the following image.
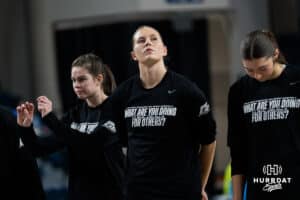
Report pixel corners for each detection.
[240,30,287,64]
[131,25,165,47]
[72,53,116,95]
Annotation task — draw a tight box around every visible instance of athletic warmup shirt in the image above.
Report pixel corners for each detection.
[228,65,300,200]
[0,106,45,199]
[109,70,216,200]
[20,100,124,200]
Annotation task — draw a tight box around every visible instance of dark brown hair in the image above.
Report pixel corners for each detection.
[240,30,287,64]
[72,53,116,95]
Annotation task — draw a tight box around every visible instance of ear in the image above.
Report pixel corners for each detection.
[95,74,103,85]
[131,51,137,61]
[162,45,168,57]
[273,48,279,60]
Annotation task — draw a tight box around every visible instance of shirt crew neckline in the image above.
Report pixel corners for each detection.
[85,97,108,110]
[137,70,170,91]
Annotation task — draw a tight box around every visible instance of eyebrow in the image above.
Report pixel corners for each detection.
[243,65,267,70]
[71,74,87,79]
[136,34,158,40]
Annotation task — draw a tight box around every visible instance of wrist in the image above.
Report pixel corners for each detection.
[41,111,50,118]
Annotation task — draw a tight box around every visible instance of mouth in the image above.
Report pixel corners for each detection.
[75,90,84,95]
[144,48,154,54]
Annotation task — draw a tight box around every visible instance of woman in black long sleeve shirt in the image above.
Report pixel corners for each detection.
[17,53,125,200]
[228,30,300,200]
[109,26,216,200]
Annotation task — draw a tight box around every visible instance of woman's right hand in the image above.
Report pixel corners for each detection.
[16,101,35,127]
[37,96,53,118]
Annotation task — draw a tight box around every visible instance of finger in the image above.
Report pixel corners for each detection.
[25,102,31,110]
[21,104,27,110]
[27,103,35,112]
[16,106,22,112]
[24,108,29,116]
[37,96,48,102]
[37,102,46,109]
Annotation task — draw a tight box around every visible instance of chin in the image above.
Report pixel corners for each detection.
[76,94,87,100]
[257,78,268,82]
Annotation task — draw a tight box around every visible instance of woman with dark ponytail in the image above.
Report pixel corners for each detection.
[228,30,300,200]
[17,53,124,200]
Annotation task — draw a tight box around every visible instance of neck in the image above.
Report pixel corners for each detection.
[86,90,107,107]
[139,60,167,89]
[271,62,286,79]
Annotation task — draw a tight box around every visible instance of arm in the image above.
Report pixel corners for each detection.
[227,83,247,200]
[37,96,115,147]
[232,174,246,200]
[108,92,128,148]
[42,112,109,147]
[37,96,97,145]
[18,125,64,157]
[199,140,216,200]
[0,106,19,179]
[17,102,64,157]
[184,83,217,199]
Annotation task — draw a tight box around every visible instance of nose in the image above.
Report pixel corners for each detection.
[145,37,152,46]
[73,80,80,88]
[253,72,262,80]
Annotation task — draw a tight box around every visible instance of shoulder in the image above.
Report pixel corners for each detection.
[0,106,15,121]
[228,75,254,107]
[69,100,86,112]
[0,106,17,130]
[229,75,251,93]
[168,71,198,91]
[167,71,209,104]
[110,75,139,100]
[285,64,300,78]
[0,105,13,116]
[169,70,193,86]
[62,100,86,119]
[170,71,206,97]
[286,64,300,71]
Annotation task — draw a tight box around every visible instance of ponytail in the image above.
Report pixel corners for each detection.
[102,64,116,95]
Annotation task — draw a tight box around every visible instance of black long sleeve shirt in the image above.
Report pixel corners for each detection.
[109,70,216,200]
[228,65,300,199]
[19,100,124,200]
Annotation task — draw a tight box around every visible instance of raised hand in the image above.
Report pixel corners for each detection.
[37,96,53,118]
[17,101,35,127]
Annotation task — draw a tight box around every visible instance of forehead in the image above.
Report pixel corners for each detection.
[242,56,272,68]
[71,66,90,77]
[133,27,161,40]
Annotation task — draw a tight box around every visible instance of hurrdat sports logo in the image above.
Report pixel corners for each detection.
[252,164,292,192]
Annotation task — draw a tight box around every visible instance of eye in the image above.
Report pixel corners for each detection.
[77,77,87,82]
[72,76,87,83]
[245,68,254,74]
[151,36,158,41]
[137,38,145,43]
[259,66,267,72]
